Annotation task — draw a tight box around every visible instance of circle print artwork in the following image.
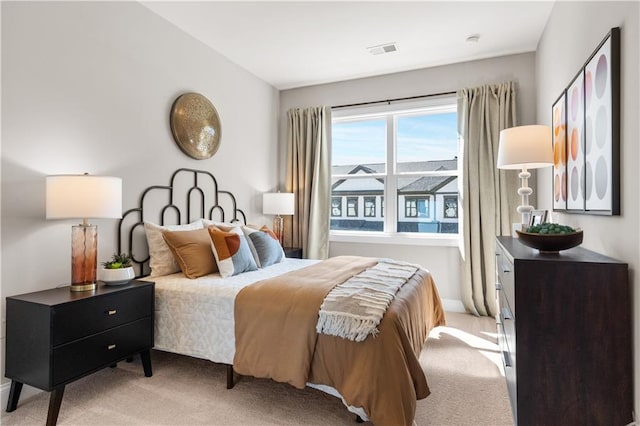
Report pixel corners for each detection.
[595,54,608,99]
[585,70,593,107]
[562,171,567,201]
[570,128,579,161]
[571,166,580,201]
[554,174,560,201]
[585,117,593,155]
[585,161,593,200]
[595,106,608,149]
[571,86,580,122]
[595,156,608,200]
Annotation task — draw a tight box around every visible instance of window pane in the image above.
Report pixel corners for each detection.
[330,177,384,232]
[347,197,358,217]
[364,197,376,217]
[397,176,458,234]
[332,119,387,168]
[396,112,458,173]
[331,197,342,217]
[443,196,458,218]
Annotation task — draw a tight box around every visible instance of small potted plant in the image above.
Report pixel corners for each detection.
[98,253,135,285]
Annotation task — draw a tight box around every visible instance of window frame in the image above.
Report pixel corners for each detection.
[346,197,358,217]
[330,95,459,243]
[443,195,459,219]
[363,196,376,217]
[331,197,343,217]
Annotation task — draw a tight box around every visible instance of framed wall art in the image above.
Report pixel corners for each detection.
[551,27,620,215]
[566,70,585,211]
[583,28,620,214]
[552,92,567,210]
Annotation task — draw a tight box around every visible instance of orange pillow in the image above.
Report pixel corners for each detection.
[162,228,218,279]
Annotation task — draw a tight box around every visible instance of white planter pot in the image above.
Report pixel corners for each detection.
[99,267,135,286]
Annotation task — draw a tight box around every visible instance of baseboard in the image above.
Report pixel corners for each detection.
[441,298,465,313]
[1,381,43,410]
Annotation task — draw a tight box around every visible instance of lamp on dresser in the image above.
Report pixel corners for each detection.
[46,173,122,291]
[497,125,553,228]
[262,192,294,247]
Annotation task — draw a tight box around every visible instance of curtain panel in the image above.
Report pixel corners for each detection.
[458,82,519,317]
[285,106,331,259]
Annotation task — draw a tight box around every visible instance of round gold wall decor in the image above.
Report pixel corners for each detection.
[170,92,221,159]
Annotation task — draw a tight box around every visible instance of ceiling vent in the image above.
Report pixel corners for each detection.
[367,42,398,55]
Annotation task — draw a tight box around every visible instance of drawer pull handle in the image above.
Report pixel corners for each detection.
[107,344,116,350]
[503,351,513,367]
[107,310,117,315]
[501,307,513,320]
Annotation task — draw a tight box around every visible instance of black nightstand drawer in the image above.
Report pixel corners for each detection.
[6,280,154,425]
[53,286,153,346]
[53,317,152,385]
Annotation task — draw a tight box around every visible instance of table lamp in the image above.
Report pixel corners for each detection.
[262,192,294,247]
[497,125,553,228]
[46,174,122,291]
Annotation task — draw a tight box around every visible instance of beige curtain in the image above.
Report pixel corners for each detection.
[458,82,519,317]
[285,106,331,259]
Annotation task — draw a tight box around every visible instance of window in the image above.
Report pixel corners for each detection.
[330,96,459,236]
[364,197,376,217]
[443,196,458,218]
[405,198,417,217]
[346,197,358,217]
[331,197,342,217]
[405,197,429,218]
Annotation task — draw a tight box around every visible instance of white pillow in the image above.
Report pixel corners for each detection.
[200,218,238,229]
[144,221,203,277]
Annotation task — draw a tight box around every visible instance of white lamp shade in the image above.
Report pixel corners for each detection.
[263,192,295,216]
[497,125,554,170]
[46,175,122,219]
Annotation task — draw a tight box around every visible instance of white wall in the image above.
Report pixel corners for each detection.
[535,0,639,416]
[1,1,279,386]
[280,53,537,304]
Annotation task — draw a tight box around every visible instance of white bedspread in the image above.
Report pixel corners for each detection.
[142,258,317,365]
[142,257,370,421]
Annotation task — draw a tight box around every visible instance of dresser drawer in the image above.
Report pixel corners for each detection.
[52,317,152,386]
[496,249,515,317]
[53,286,153,346]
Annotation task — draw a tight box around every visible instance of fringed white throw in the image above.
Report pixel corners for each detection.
[316,259,419,342]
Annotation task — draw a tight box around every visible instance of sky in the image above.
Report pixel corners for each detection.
[332,112,458,166]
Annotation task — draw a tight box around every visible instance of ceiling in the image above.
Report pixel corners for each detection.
[142,1,555,90]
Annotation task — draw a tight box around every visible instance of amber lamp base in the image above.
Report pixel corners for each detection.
[71,224,97,292]
[273,215,284,247]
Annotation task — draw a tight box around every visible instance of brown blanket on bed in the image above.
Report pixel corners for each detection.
[234,256,445,426]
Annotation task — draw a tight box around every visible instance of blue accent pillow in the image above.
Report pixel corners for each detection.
[242,226,285,268]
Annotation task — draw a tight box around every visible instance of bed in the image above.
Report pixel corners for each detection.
[118,168,445,426]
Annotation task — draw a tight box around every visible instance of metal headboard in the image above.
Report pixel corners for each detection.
[117,168,247,277]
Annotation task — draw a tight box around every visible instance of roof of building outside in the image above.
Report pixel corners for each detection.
[332,159,458,194]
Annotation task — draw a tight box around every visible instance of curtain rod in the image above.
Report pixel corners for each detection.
[331,90,457,110]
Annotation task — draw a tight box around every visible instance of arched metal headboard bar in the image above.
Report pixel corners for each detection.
[187,187,205,222]
[117,168,248,277]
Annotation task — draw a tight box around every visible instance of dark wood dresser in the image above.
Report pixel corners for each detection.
[495,237,632,425]
[5,280,154,425]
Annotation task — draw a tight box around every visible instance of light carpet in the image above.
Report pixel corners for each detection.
[1,312,512,425]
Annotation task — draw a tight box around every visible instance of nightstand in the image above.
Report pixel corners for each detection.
[283,247,303,259]
[5,280,154,426]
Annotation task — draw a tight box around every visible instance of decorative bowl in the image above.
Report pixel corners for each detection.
[515,230,584,253]
[98,267,135,286]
